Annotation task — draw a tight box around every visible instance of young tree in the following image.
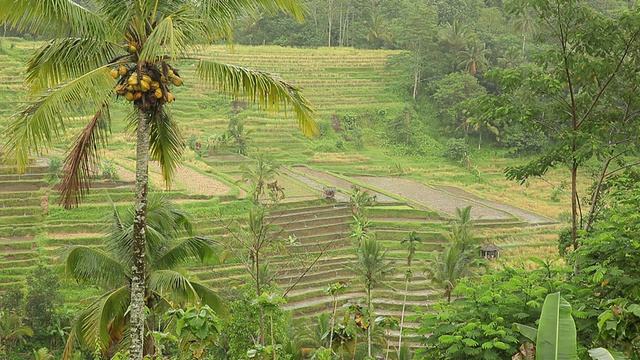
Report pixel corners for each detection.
[349,238,392,358]
[241,155,281,204]
[431,72,487,134]
[0,311,33,356]
[398,231,422,355]
[0,2,317,359]
[219,207,283,346]
[502,0,640,250]
[391,1,439,99]
[426,206,482,302]
[325,281,348,352]
[457,40,490,76]
[24,265,61,339]
[253,293,287,360]
[61,196,223,358]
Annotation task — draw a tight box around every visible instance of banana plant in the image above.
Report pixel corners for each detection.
[515,292,627,360]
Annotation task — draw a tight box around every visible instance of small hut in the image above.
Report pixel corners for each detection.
[323,187,336,200]
[481,244,502,259]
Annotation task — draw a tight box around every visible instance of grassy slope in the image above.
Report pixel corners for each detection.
[0,39,576,346]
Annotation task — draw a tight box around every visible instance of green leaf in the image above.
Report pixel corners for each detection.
[536,292,577,360]
[515,323,538,342]
[462,338,479,347]
[627,304,640,317]
[0,0,112,38]
[196,60,318,137]
[439,335,461,344]
[3,65,115,173]
[588,348,629,360]
[149,107,185,190]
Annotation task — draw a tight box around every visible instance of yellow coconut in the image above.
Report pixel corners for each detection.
[115,85,126,95]
[150,81,160,90]
[109,69,119,79]
[118,65,127,76]
[170,76,183,86]
[125,92,134,101]
[166,92,175,102]
[128,74,139,85]
[155,88,163,99]
[140,80,151,92]
[141,75,152,84]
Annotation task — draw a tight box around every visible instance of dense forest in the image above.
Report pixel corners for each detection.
[0,0,639,360]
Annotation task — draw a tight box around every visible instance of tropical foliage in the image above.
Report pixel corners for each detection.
[61,196,223,358]
[0,2,316,359]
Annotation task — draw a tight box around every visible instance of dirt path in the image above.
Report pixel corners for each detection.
[292,166,396,203]
[353,176,514,220]
[434,185,556,225]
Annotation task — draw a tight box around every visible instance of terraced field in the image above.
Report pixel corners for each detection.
[0,159,560,349]
[0,38,567,353]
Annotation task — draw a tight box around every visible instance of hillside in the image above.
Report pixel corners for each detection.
[0,38,569,353]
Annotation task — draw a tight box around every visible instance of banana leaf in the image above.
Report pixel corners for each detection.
[588,348,629,360]
[536,292,577,360]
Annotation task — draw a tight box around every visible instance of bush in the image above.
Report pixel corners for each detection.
[500,124,549,155]
[25,265,61,335]
[444,138,469,161]
[48,158,62,174]
[101,160,119,180]
[316,119,334,137]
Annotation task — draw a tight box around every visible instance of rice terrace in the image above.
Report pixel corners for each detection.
[0,1,638,359]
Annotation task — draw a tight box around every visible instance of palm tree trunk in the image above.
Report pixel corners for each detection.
[270,314,276,360]
[571,156,579,250]
[256,253,265,346]
[329,297,337,351]
[385,330,391,360]
[130,108,151,360]
[352,332,357,360]
[398,279,408,357]
[367,288,372,358]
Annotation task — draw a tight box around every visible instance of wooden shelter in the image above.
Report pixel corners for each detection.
[481,244,502,259]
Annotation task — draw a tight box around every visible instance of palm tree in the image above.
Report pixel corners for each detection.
[457,40,491,76]
[512,9,538,53]
[365,12,392,49]
[241,154,280,204]
[0,2,316,359]
[465,114,500,149]
[349,238,392,358]
[424,245,475,303]
[426,206,481,302]
[439,20,469,52]
[0,311,33,355]
[62,195,224,359]
[33,347,54,360]
[398,231,422,355]
[448,205,476,252]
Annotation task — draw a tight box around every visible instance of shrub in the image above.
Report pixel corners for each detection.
[444,138,469,162]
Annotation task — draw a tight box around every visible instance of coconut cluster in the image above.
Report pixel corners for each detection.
[110,62,183,109]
